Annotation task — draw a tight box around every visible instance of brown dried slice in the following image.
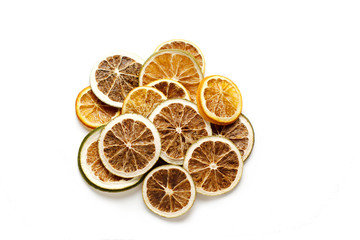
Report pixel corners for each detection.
[78,126,142,192]
[211,114,254,161]
[98,114,161,178]
[121,86,167,117]
[142,165,196,218]
[139,49,203,102]
[183,136,243,196]
[90,51,144,108]
[146,79,191,100]
[148,99,212,165]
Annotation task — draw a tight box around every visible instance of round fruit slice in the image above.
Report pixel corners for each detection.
[78,126,142,192]
[146,79,191,100]
[197,75,242,125]
[148,99,212,165]
[139,49,203,102]
[121,86,167,117]
[90,51,144,108]
[98,114,161,178]
[183,136,243,196]
[154,39,205,74]
[142,165,196,218]
[75,86,120,129]
[211,114,254,161]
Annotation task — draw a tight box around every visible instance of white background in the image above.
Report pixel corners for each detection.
[0,0,359,239]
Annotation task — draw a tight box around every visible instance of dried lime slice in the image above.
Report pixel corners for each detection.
[78,126,142,192]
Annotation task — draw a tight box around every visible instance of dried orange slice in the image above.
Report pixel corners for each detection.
[75,86,120,129]
[139,49,203,102]
[78,126,142,192]
[90,51,144,108]
[211,114,254,161]
[121,86,167,117]
[148,99,212,165]
[98,114,161,178]
[197,75,242,125]
[155,39,205,74]
[146,79,191,100]
[142,165,196,218]
[183,136,243,196]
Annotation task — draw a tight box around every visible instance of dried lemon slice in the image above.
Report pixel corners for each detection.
[148,99,212,165]
[139,49,203,102]
[90,51,144,108]
[98,114,161,178]
[75,86,120,129]
[211,114,254,161]
[121,86,167,117]
[197,75,242,125]
[78,126,142,192]
[183,136,243,196]
[142,165,196,218]
[146,79,191,100]
[155,39,205,74]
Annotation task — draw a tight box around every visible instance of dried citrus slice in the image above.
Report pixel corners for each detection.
[98,114,161,178]
[211,114,254,161]
[90,51,144,108]
[139,49,203,102]
[146,79,191,100]
[154,39,205,74]
[75,86,120,129]
[121,86,167,117]
[148,99,212,165]
[184,136,243,196]
[142,165,196,218]
[197,75,242,125]
[78,126,142,192]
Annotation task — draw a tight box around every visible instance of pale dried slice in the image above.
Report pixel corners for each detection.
[197,75,242,125]
[154,39,205,74]
[146,79,191,100]
[142,165,196,218]
[90,51,144,108]
[183,136,243,196]
[148,99,212,165]
[211,114,254,161]
[139,49,203,102]
[98,114,161,178]
[121,86,167,117]
[75,86,120,129]
[78,126,142,192]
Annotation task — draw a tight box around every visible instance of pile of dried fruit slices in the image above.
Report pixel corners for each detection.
[76,39,255,218]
